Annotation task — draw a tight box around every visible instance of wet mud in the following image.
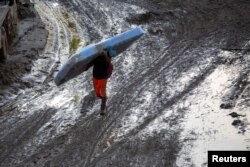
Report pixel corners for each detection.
[0,0,249,166]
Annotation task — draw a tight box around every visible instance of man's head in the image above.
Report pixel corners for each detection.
[103,49,111,59]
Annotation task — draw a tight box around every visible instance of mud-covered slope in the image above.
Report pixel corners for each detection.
[0,0,249,167]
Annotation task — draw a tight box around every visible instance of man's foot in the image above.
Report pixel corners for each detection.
[101,97,107,111]
[100,110,105,116]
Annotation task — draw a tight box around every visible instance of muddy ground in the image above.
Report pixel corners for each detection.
[0,0,249,166]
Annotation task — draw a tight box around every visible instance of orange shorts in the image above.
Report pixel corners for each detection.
[93,78,107,98]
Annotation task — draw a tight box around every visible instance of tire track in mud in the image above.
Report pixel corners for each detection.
[0,108,57,166]
[30,1,161,164]
[21,41,190,164]
[3,0,250,166]
[0,0,105,165]
[83,23,223,163]
[63,0,110,43]
[36,1,60,53]
[0,85,55,130]
[37,1,73,84]
[79,41,181,166]
[0,1,77,165]
[50,41,183,166]
[83,40,192,166]
[108,40,193,112]
[83,38,222,166]
[63,37,196,166]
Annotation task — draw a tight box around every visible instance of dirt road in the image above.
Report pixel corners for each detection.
[0,0,249,166]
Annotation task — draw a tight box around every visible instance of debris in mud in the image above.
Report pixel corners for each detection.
[148,27,164,35]
[220,102,234,109]
[228,112,245,118]
[17,0,36,19]
[231,119,247,134]
[126,12,153,24]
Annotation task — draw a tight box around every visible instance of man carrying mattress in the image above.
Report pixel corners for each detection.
[91,49,113,115]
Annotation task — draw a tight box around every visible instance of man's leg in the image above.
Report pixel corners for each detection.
[99,79,107,114]
[99,79,107,98]
[93,78,101,97]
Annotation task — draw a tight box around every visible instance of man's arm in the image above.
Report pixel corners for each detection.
[86,60,94,70]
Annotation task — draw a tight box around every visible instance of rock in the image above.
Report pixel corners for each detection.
[228,112,240,118]
[220,102,234,109]
[228,112,245,118]
[232,120,243,126]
